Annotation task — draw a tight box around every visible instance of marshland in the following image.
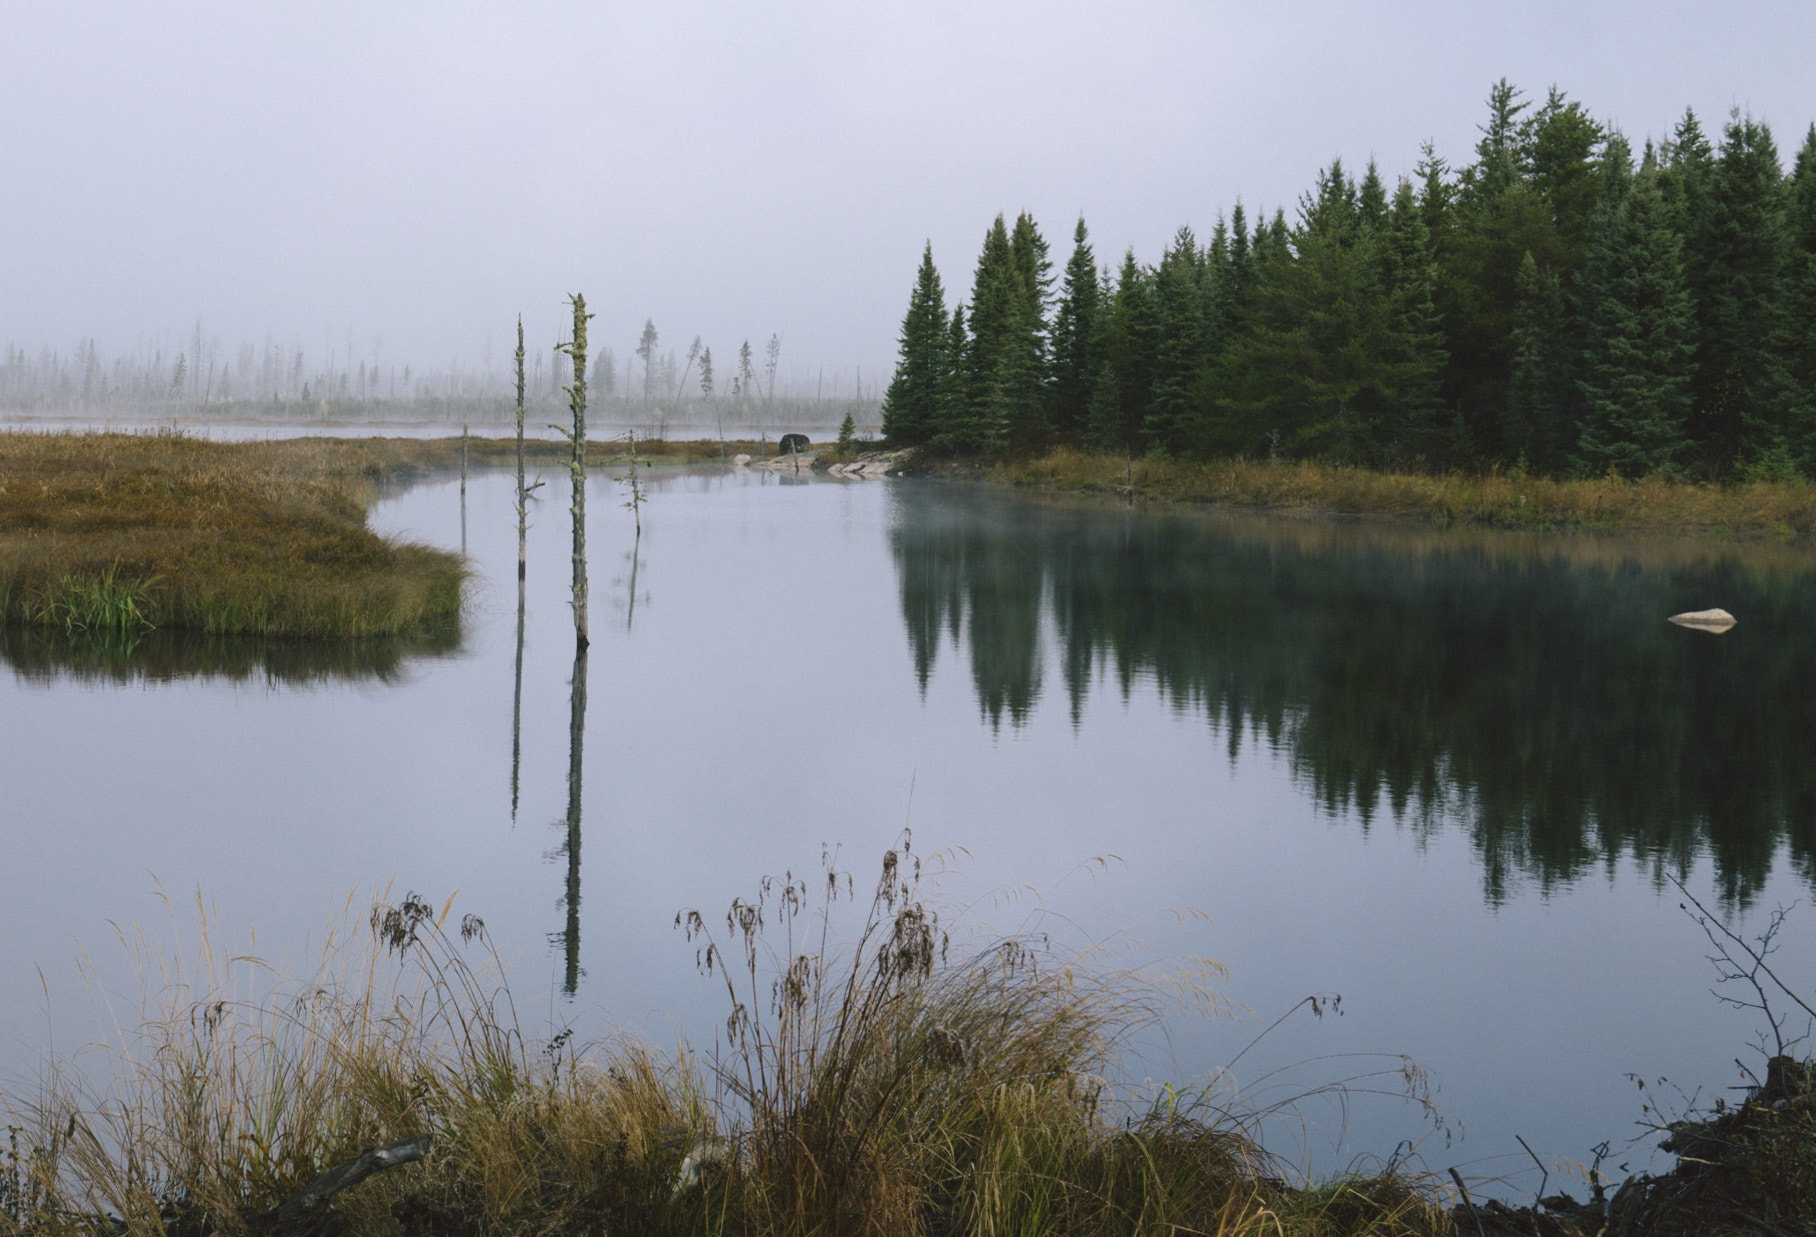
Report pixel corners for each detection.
[5,420,1816,1235]
[10,4,1816,1226]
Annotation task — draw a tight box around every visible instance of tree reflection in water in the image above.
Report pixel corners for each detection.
[890,484,1816,907]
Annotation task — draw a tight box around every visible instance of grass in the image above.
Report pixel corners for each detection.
[986,448,1816,540]
[0,432,465,639]
[0,845,1456,1237]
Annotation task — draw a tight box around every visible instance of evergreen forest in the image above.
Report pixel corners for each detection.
[881,81,1816,480]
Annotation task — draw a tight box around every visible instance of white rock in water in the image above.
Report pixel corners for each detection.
[1668,608,1737,632]
[732,453,751,467]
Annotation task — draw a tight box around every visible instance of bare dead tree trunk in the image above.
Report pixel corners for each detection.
[559,295,593,649]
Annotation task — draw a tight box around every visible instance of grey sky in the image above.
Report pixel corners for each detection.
[4,1,1813,390]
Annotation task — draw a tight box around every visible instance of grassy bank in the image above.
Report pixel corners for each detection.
[0,849,1452,1237]
[984,448,1816,540]
[0,432,465,639]
[4,847,1809,1234]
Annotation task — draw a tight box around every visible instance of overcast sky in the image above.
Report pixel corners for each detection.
[4,1,1813,390]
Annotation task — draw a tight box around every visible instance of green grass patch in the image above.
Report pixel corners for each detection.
[0,432,466,639]
[985,448,1816,540]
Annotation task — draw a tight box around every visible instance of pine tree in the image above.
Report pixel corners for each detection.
[1664,108,1720,456]
[1786,125,1816,464]
[1048,217,1101,436]
[1523,87,1604,273]
[1088,252,1158,453]
[881,241,950,447]
[1504,250,1570,471]
[636,319,659,406]
[1002,212,1053,449]
[944,216,1017,454]
[1695,112,1792,468]
[1440,80,1566,461]
[941,304,970,433]
[1381,179,1451,463]
[1414,142,1455,260]
[943,214,1050,454]
[1357,160,1389,234]
[1146,225,1205,455]
[1574,138,1695,477]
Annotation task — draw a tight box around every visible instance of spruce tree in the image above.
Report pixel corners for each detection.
[1048,217,1102,436]
[946,216,1018,454]
[1504,250,1570,471]
[1786,125,1816,464]
[1664,108,1720,452]
[1088,253,1157,454]
[1146,225,1206,455]
[1574,138,1695,477]
[1697,112,1792,467]
[940,304,971,441]
[881,242,950,447]
[1001,212,1053,449]
[1357,161,1389,234]
[1523,87,1604,272]
[1414,142,1455,260]
[1381,179,1451,463]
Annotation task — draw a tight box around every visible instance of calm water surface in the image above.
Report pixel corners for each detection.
[5,459,1814,1197]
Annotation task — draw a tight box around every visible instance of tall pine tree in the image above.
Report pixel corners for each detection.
[1146,225,1206,455]
[1786,125,1816,464]
[1574,138,1695,477]
[881,242,950,447]
[1696,112,1792,468]
[1048,218,1102,437]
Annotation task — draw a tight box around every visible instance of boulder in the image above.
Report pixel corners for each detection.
[1668,608,1736,633]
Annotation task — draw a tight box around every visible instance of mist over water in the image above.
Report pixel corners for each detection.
[5,458,1813,1199]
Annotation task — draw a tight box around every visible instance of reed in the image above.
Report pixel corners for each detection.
[993,448,1816,540]
[0,848,1453,1237]
[0,432,465,639]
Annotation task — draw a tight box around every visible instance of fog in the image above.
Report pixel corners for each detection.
[4,1,1813,396]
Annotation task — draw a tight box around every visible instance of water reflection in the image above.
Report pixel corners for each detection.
[553,644,588,996]
[0,623,459,685]
[889,484,1816,906]
[510,576,527,820]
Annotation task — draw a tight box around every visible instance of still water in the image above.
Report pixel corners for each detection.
[4,460,1814,1197]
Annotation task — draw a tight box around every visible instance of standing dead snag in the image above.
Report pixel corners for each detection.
[513,316,542,583]
[556,294,593,649]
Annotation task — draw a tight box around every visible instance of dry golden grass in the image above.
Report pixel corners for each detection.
[994,448,1816,540]
[0,849,1457,1237]
[0,432,465,638]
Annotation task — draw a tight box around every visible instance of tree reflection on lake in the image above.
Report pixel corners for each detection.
[890,483,1816,906]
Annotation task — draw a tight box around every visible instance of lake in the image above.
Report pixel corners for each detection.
[4,450,1813,1200]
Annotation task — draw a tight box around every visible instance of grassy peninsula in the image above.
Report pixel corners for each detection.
[0,432,465,639]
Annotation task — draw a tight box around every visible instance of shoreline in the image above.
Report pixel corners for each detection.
[898,446,1816,542]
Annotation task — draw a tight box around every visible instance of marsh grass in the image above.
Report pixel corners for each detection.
[0,848,1453,1237]
[0,433,465,639]
[995,448,1816,539]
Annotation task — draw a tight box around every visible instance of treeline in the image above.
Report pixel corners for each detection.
[882,81,1816,480]
[2,323,880,428]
